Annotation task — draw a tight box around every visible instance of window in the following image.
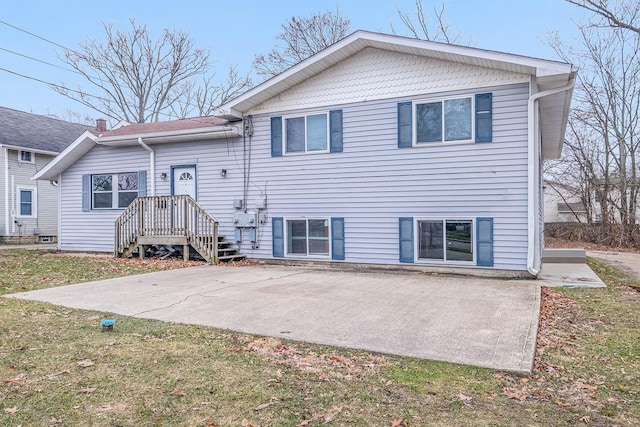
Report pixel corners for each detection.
[19,150,34,163]
[285,113,328,153]
[286,218,330,256]
[417,219,473,263]
[271,110,343,156]
[398,93,492,147]
[91,172,138,209]
[17,187,36,217]
[416,97,473,144]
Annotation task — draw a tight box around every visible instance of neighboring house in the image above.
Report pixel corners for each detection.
[34,31,577,277]
[0,107,93,243]
[543,180,589,223]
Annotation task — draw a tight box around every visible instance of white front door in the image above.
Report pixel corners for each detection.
[172,166,196,199]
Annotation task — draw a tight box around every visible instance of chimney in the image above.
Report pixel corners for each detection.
[96,118,107,133]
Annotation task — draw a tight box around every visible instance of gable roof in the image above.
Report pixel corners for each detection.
[34,116,241,181]
[218,30,577,159]
[218,30,577,117]
[0,106,93,154]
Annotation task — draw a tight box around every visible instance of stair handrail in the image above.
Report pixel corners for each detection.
[114,195,218,263]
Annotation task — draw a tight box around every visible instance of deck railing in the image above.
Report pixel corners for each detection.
[114,195,219,263]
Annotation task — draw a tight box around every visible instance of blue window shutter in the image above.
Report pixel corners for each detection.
[271,117,283,157]
[138,170,147,197]
[475,93,492,143]
[272,217,284,257]
[82,174,91,212]
[331,217,345,260]
[399,217,414,263]
[476,217,494,266]
[329,110,343,153]
[397,102,413,148]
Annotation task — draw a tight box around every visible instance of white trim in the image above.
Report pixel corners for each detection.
[284,217,332,258]
[91,172,138,210]
[526,77,576,276]
[282,111,330,155]
[412,95,475,146]
[56,174,62,250]
[413,217,475,265]
[18,150,35,164]
[33,131,98,181]
[16,185,37,218]
[3,147,9,235]
[218,30,576,117]
[0,144,58,156]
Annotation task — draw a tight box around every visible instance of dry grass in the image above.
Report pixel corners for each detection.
[1,249,639,426]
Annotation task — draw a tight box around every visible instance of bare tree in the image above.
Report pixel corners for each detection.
[54,19,211,123]
[547,21,640,244]
[565,0,640,34]
[253,8,351,79]
[394,0,473,45]
[169,66,252,118]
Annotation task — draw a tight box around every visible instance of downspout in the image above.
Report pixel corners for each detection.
[3,147,9,237]
[137,137,155,196]
[527,78,575,276]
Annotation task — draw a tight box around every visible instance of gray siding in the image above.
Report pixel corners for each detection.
[0,148,5,236]
[59,83,530,271]
[2,149,59,238]
[241,83,530,271]
[59,142,247,252]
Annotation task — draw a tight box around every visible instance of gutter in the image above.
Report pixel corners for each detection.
[527,78,576,276]
[137,137,155,196]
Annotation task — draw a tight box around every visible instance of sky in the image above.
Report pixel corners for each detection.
[0,0,590,123]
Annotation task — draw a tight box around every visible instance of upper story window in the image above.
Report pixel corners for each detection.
[285,113,328,154]
[270,110,343,157]
[398,93,492,148]
[19,150,34,163]
[416,97,473,143]
[92,172,138,209]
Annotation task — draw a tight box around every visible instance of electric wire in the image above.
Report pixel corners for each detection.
[0,19,231,121]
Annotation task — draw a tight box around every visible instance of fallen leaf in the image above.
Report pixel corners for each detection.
[324,406,342,422]
[254,402,273,411]
[205,422,219,427]
[457,393,472,402]
[555,400,571,407]
[241,419,254,427]
[4,406,18,414]
[79,387,97,394]
[171,389,186,396]
[579,415,591,424]
[391,418,407,427]
[49,418,63,424]
[76,360,94,368]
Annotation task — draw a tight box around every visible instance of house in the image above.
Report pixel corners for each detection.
[543,180,590,223]
[34,31,577,277]
[0,107,93,243]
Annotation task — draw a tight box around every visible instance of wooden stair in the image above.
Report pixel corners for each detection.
[114,195,243,264]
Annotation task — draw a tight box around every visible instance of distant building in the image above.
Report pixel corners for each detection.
[0,107,93,243]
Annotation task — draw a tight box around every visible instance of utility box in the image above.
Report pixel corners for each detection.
[233,199,243,209]
[233,213,257,228]
[248,228,257,242]
[234,228,242,243]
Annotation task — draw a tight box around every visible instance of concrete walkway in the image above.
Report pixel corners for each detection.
[6,265,540,374]
[588,250,640,281]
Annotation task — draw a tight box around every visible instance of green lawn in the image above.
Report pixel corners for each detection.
[1,250,638,426]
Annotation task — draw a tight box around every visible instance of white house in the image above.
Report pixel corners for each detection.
[0,107,92,243]
[34,31,577,277]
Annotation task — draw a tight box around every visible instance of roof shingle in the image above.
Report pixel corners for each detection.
[0,106,94,153]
